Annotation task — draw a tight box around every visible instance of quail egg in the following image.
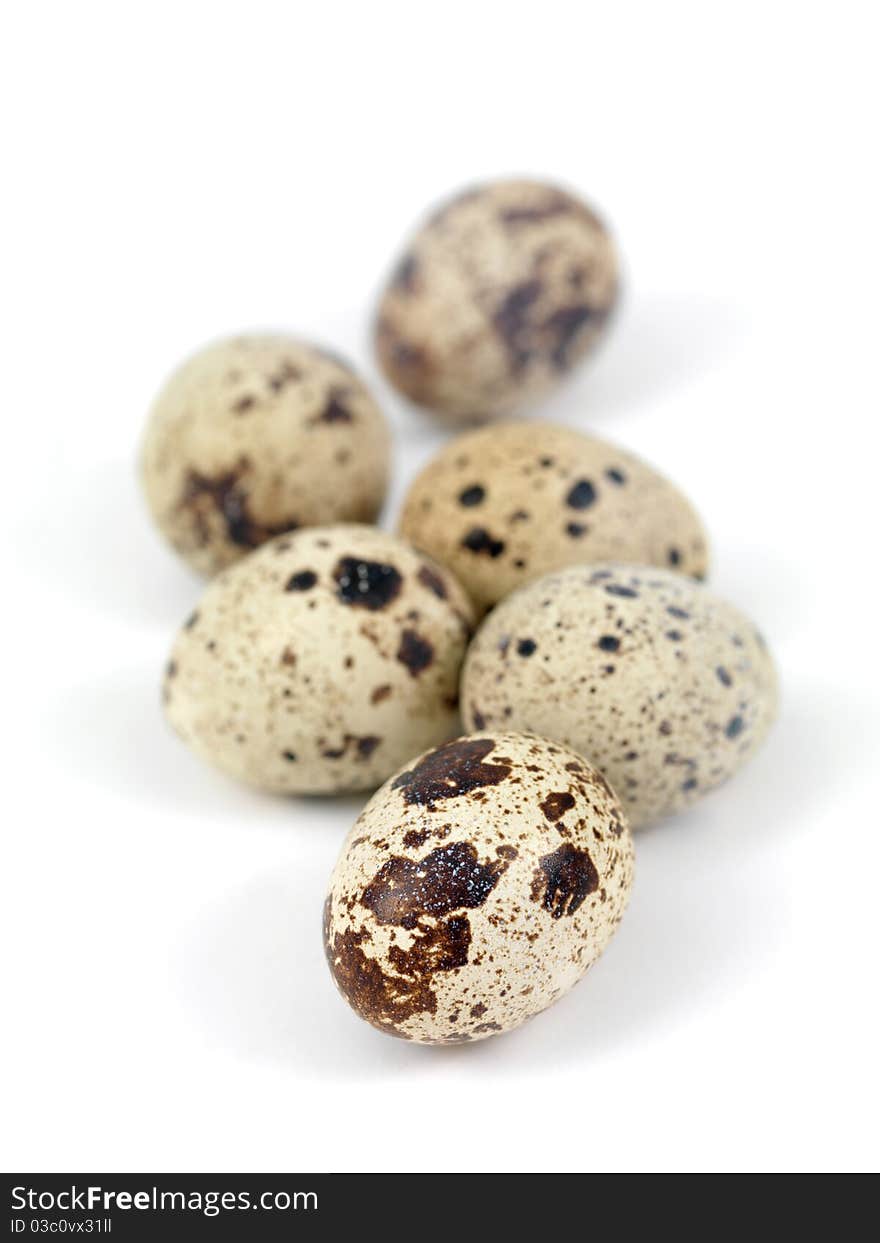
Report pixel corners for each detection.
[375,179,618,423]
[142,335,390,575]
[461,565,778,828]
[324,731,634,1042]
[399,420,708,612]
[163,526,474,793]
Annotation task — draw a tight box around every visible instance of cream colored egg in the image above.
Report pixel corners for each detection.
[461,565,778,828]
[163,526,474,794]
[375,180,618,423]
[141,335,390,576]
[324,731,634,1043]
[399,421,708,613]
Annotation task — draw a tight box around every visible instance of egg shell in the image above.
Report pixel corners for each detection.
[163,525,474,794]
[141,335,390,576]
[461,565,778,828]
[324,731,634,1044]
[399,420,708,612]
[375,180,618,423]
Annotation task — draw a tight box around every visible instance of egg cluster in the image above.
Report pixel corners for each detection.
[142,177,778,1046]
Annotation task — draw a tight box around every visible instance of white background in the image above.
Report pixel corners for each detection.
[3,1,878,1174]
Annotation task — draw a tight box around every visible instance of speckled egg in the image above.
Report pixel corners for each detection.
[141,335,390,576]
[324,731,634,1043]
[163,525,474,794]
[461,565,778,828]
[399,421,708,613]
[375,180,618,423]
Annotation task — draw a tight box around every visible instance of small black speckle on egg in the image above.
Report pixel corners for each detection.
[461,527,505,558]
[566,479,596,510]
[458,484,485,507]
[286,569,317,592]
[334,557,403,609]
[517,638,537,657]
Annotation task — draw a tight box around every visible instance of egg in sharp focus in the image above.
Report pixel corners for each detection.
[162,526,474,794]
[375,179,619,423]
[323,731,634,1043]
[399,420,708,613]
[141,334,390,576]
[461,564,778,829]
